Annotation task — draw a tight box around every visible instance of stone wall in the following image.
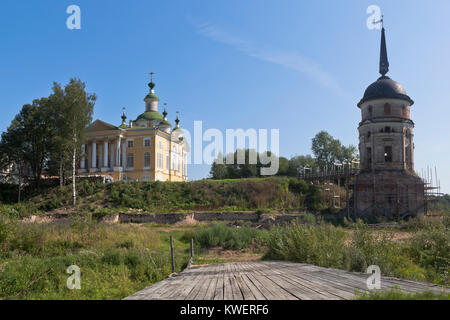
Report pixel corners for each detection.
[353,170,424,219]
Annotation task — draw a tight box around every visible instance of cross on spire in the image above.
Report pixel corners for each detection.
[379,20,389,77]
[375,14,384,28]
[148,71,156,90]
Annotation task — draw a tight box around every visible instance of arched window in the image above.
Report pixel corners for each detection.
[368,105,373,117]
[384,146,392,162]
[127,153,134,168]
[144,152,150,168]
[384,103,391,115]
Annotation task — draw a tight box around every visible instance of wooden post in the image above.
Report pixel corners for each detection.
[170,235,175,273]
[190,238,194,259]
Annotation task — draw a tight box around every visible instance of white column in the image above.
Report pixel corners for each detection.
[114,137,122,172]
[92,142,97,168]
[104,141,109,168]
[116,137,121,166]
[122,143,127,169]
[81,144,86,169]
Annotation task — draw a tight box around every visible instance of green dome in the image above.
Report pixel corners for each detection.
[136,111,163,121]
[145,93,159,101]
[159,119,172,127]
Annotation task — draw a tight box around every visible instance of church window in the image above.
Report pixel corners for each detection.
[384,146,392,162]
[384,103,391,115]
[127,153,134,168]
[144,152,151,168]
[368,105,373,117]
[157,153,163,169]
[367,131,371,138]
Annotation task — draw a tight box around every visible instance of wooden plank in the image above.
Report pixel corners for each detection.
[204,264,219,300]
[247,262,298,300]
[213,264,224,300]
[223,264,234,300]
[233,263,256,300]
[125,261,449,300]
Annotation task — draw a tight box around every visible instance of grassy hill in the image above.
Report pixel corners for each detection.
[0,177,337,218]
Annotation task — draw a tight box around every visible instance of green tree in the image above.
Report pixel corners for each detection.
[0,99,54,188]
[287,155,317,177]
[48,78,96,205]
[311,131,357,168]
[209,152,227,179]
[277,157,289,176]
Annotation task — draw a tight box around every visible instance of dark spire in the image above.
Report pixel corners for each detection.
[121,107,127,125]
[379,26,389,77]
[163,103,168,119]
[175,111,180,127]
[148,71,155,90]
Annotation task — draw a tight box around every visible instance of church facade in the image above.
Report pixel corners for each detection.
[78,75,189,182]
[353,26,424,219]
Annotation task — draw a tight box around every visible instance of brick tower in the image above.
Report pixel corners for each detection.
[354,26,424,219]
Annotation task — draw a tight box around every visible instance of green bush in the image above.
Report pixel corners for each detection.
[407,223,449,285]
[0,203,36,219]
[192,224,260,250]
[264,222,347,269]
[263,221,448,285]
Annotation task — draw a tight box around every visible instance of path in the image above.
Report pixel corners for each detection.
[125,261,448,300]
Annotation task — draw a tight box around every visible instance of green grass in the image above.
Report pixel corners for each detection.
[355,287,450,300]
[262,220,449,286]
[0,218,192,299]
[187,223,262,251]
[6,177,330,214]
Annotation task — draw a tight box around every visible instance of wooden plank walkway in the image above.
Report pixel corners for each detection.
[125,261,449,300]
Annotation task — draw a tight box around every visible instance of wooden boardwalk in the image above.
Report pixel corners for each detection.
[125,261,448,300]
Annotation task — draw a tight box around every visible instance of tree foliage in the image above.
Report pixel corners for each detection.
[0,78,96,200]
[208,131,358,179]
[311,131,357,168]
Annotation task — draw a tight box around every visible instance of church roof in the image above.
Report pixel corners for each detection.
[358,76,413,107]
[358,26,414,107]
[87,119,119,132]
[136,111,163,122]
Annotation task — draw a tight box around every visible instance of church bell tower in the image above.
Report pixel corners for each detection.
[353,24,424,219]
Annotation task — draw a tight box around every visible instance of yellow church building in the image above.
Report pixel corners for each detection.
[78,74,189,182]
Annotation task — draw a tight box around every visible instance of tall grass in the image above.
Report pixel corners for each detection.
[187,223,261,250]
[0,218,190,299]
[355,287,450,300]
[263,221,449,285]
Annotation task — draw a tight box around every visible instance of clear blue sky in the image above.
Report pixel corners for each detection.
[1,1,449,193]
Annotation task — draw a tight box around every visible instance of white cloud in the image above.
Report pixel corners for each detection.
[192,20,351,99]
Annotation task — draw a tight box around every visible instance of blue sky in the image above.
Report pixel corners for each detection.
[1,1,449,192]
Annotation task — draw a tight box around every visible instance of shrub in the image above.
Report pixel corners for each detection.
[264,222,347,269]
[193,224,260,250]
[408,223,449,285]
